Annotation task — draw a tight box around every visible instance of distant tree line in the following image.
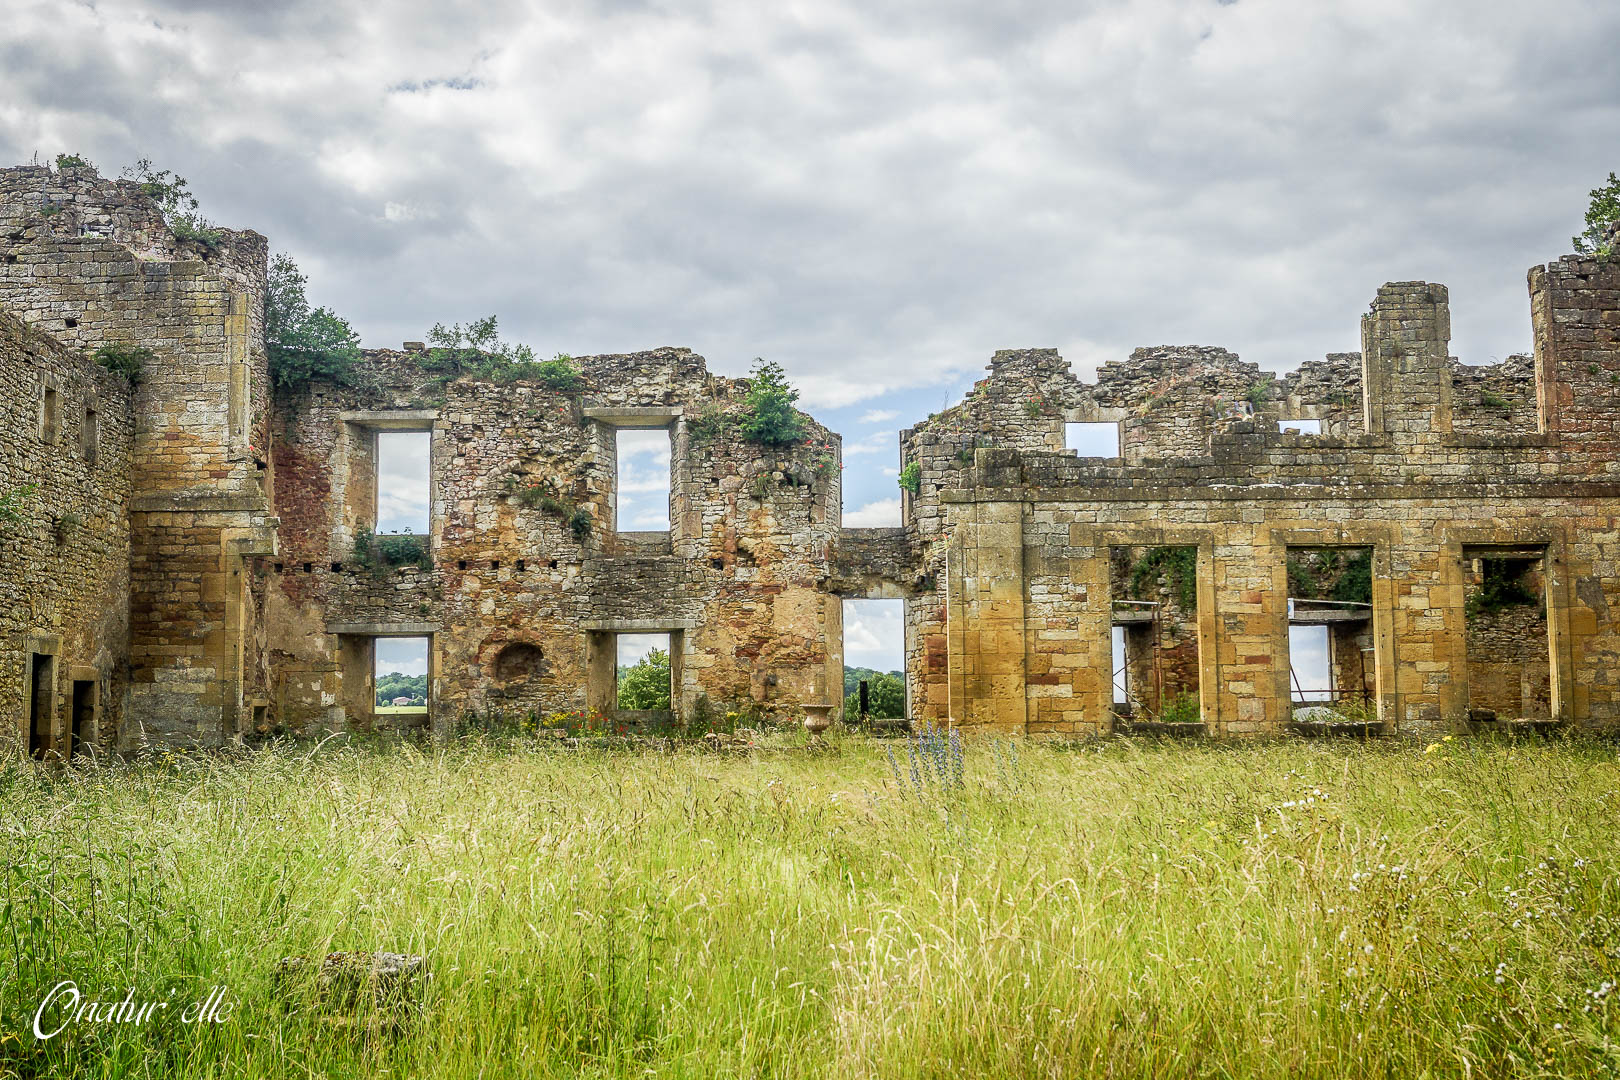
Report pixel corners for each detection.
[843,666,905,720]
[375,671,427,706]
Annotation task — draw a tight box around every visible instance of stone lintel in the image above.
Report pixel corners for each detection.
[338,410,439,429]
[327,621,440,636]
[583,406,683,427]
[130,493,270,513]
[583,618,699,632]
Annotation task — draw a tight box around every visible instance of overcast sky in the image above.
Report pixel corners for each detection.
[7,0,1618,676]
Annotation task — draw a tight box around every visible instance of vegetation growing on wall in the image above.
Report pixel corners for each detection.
[1572,171,1619,258]
[897,461,921,496]
[120,158,221,247]
[266,254,362,392]
[618,648,672,709]
[418,316,581,390]
[1285,549,1372,605]
[503,476,592,542]
[351,525,432,577]
[92,342,153,385]
[737,359,806,445]
[0,483,38,525]
[1466,558,1542,618]
[54,152,94,172]
[1128,546,1198,611]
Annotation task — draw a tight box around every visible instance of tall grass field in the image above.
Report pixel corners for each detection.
[2,733,1618,1078]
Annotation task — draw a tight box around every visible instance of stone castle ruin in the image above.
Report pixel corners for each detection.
[4,163,1619,754]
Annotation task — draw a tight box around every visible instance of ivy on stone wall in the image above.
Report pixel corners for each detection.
[0,483,38,526]
[1128,546,1198,611]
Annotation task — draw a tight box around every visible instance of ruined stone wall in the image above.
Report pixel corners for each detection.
[0,310,133,754]
[925,264,1620,737]
[266,346,845,731]
[0,165,274,747]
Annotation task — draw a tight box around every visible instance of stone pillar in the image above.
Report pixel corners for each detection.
[1361,282,1454,439]
[945,499,1026,730]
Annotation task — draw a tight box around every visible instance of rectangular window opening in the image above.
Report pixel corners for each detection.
[1066,421,1119,458]
[1111,625,1129,708]
[1285,546,1376,723]
[81,406,98,463]
[1462,548,1551,723]
[40,386,59,442]
[374,636,430,728]
[615,427,672,533]
[1110,546,1200,725]
[70,680,94,758]
[842,598,906,723]
[375,430,430,536]
[1278,418,1321,435]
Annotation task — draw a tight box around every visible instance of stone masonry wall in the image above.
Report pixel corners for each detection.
[0,309,133,754]
[0,164,275,747]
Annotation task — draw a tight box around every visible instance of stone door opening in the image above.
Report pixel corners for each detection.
[1462,547,1552,723]
[841,597,906,722]
[1284,547,1376,723]
[374,636,431,729]
[586,629,685,728]
[1110,545,1201,724]
[27,652,53,759]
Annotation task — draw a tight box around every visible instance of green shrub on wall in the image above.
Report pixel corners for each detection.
[737,359,805,445]
[92,343,153,385]
[266,254,361,392]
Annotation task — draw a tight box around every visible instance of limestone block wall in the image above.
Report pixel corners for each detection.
[0,310,133,754]
[927,260,1620,737]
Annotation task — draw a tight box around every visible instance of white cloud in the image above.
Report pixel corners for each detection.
[842,432,896,458]
[859,409,899,424]
[843,598,904,672]
[0,0,1615,415]
[844,497,901,527]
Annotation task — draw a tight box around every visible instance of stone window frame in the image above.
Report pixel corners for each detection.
[1441,525,1571,726]
[330,621,439,732]
[583,617,695,720]
[38,373,60,443]
[1058,407,1126,460]
[66,663,99,757]
[582,406,682,543]
[1267,526,1397,734]
[337,410,439,548]
[80,392,99,464]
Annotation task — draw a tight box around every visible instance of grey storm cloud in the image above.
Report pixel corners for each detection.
[3,0,1619,408]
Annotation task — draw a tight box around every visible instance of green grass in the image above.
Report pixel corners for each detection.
[2,735,1618,1078]
[372,705,428,716]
